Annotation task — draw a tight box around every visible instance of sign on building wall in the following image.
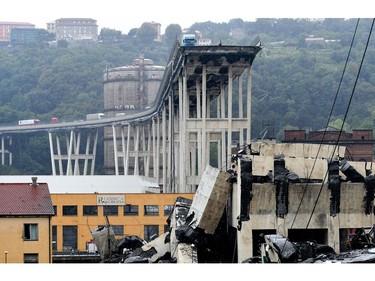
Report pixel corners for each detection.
[97,195,125,205]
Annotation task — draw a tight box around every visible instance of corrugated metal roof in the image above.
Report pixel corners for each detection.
[0,181,54,216]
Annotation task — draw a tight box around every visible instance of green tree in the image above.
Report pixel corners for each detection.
[57,39,68,48]
[128,28,138,37]
[137,23,157,44]
[99,28,125,43]
[36,28,55,42]
[164,24,182,45]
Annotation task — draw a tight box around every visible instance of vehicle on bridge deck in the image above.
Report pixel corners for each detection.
[115,112,126,117]
[50,117,58,124]
[182,34,196,46]
[86,113,105,121]
[18,119,40,126]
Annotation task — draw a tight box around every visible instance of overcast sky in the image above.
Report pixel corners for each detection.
[2,0,370,34]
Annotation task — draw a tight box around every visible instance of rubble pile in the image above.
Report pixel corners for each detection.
[243,233,375,264]
[91,166,234,263]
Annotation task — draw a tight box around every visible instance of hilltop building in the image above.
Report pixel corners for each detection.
[47,18,98,42]
[0,21,35,46]
[148,21,161,42]
[10,28,39,46]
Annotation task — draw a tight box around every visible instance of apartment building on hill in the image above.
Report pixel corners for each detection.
[48,18,98,42]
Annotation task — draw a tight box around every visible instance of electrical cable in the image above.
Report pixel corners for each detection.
[279,19,371,256]
[290,18,361,231]
[306,18,374,228]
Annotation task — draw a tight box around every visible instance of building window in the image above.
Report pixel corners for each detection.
[24,254,39,263]
[124,204,138,216]
[144,205,159,216]
[52,226,57,251]
[112,225,124,236]
[83,205,98,216]
[103,205,118,216]
[24,224,38,240]
[53,205,57,216]
[63,226,77,251]
[164,205,173,216]
[63,205,77,216]
[144,225,159,242]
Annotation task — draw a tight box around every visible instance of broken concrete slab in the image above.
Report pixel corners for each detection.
[187,165,232,234]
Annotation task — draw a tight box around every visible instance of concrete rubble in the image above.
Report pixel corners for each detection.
[91,165,232,263]
[91,142,375,263]
[242,231,375,263]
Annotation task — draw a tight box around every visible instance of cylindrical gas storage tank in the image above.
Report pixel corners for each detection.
[103,57,165,175]
[103,57,165,117]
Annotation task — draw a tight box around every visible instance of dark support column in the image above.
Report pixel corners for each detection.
[239,158,252,222]
[328,158,341,216]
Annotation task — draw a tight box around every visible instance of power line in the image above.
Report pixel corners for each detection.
[286,18,375,232]
[278,19,374,257]
[306,18,374,228]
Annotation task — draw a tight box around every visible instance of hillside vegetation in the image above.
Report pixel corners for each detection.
[0,18,374,174]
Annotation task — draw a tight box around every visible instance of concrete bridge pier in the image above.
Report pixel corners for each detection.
[0,135,12,166]
[109,112,169,192]
[48,129,99,175]
[105,45,260,193]
[175,65,254,193]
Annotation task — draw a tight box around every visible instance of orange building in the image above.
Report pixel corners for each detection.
[0,175,195,262]
[50,192,194,255]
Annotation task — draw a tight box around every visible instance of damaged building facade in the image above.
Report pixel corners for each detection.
[229,142,375,262]
[92,142,375,263]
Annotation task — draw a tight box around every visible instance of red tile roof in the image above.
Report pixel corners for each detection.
[0,182,54,216]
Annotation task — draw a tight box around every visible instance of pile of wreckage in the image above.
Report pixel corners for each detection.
[91,219,375,263]
[90,142,375,263]
[91,165,375,263]
[91,195,232,263]
[91,165,234,263]
[243,229,375,263]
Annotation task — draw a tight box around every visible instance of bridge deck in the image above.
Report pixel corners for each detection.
[0,44,261,134]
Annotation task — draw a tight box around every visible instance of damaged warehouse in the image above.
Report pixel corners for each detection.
[91,142,375,263]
